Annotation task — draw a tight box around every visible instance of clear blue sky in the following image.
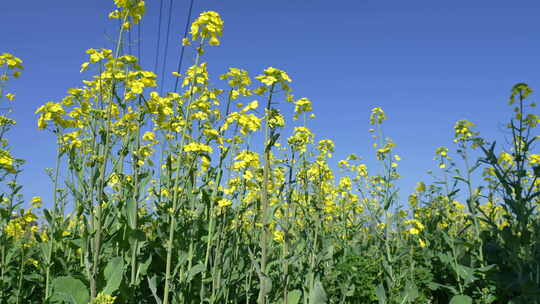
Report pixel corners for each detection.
[1,0,539,207]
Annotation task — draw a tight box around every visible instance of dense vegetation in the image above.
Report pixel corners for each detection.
[1,1,540,303]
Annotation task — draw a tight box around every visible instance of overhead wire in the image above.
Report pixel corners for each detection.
[128,20,133,55]
[173,0,195,93]
[153,0,164,73]
[137,20,142,65]
[159,0,174,95]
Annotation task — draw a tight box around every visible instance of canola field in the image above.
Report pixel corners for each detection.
[1,1,540,303]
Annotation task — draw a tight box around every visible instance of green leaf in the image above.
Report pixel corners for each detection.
[50,276,89,304]
[126,198,137,229]
[477,264,495,273]
[287,289,302,304]
[39,242,52,263]
[103,256,125,295]
[455,264,476,285]
[375,283,387,304]
[187,263,206,282]
[449,295,473,304]
[437,252,453,265]
[147,275,162,304]
[453,176,469,184]
[468,161,482,173]
[403,281,419,302]
[309,280,327,304]
[138,255,152,278]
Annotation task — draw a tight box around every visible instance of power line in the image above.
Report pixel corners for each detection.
[159,0,174,95]
[174,0,195,93]
[128,20,133,55]
[137,20,142,65]
[153,0,164,73]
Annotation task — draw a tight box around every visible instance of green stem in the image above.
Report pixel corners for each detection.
[257,83,275,304]
[45,141,62,300]
[16,250,24,304]
[162,37,204,304]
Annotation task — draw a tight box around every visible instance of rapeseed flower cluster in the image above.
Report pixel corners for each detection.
[91,293,117,304]
[255,67,292,93]
[183,142,213,154]
[453,120,477,143]
[190,11,224,46]
[109,0,145,29]
[288,127,314,153]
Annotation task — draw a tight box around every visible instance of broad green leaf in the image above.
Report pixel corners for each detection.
[103,256,125,295]
[126,198,137,229]
[376,283,387,304]
[403,281,419,302]
[39,242,52,263]
[138,255,152,278]
[477,264,496,273]
[309,280,327,304]
[50,276,89,304]
[287,289,302,304]
[147,275,162,304]
[187,263,206,282]
[455,264,476,285]
[449,295,473,304]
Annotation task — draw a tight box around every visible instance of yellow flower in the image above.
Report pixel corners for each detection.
[0,53,24,71]
[26,258,39,268]
[200,155,211,172]
[317,139,335,158]
[91,293,116,304]
[217,198,232,208]
[356,164,368,177]
[376,142,395,161]
[528,154,540,165]
[255,67,292,92]
[370,107,386,125]
[452,200,465,210]
[240,100,258,113]
[415,182,426,193]
[404,219,425,234]
[232,150,260,171]
[0,149,15,173]
[453,120,477,142]
[434,146,449,158]
[338,160,349,168]
[267,109,285,129]
[108,173,120,187]
[35,101,74,130]
[110,0,145,28]
[220,68,252,94]
[497,152,514,165]
[293,97,313,120]
[142,131,157,143]
[5,93,15,101]
[160,188,170,198]
[408,227,420,235]
[183,142,213,154]
[338,176,352,191]
[273,230,285,243]
[190,11,224,45]
[31,196,43,209]
[287,127,314,153]
[243,170,254,180]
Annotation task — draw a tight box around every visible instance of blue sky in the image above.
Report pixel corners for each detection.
[1,0,539,207]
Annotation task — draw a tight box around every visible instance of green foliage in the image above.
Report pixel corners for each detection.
[2,2,540,304]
